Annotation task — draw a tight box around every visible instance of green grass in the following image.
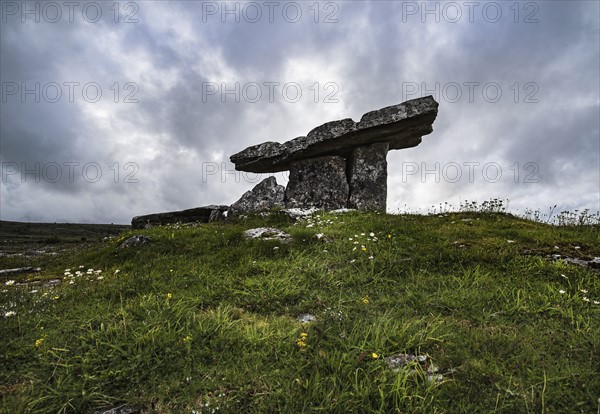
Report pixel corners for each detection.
[1,211,599,413]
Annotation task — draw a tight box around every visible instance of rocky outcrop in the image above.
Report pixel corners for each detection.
[229,177,285,216]
[230,96,438,173]
[131,205,228,229]
[285,156,349,210]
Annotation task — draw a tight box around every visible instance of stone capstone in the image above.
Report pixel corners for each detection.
[131,205,228,229]
[228,176,285,216]
[348,142,389,211]
[230,96,438,173]
[285,156,349,210]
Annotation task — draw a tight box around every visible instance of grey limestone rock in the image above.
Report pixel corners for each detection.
[118,235,151,249]
[229,176,285,216]
[243,227,291,242]
[348,142,389,211]
[230,96,438,173]
[131,205,228,229]
[285,156,349,210]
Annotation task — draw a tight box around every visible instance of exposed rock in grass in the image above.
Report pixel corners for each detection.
[118,235,151,249]
[297,313,316,323]
[384,353,443,382]
[281,207,320,219]
[243,227,291,242]
[0,267,41,276]
[93,404,140,414]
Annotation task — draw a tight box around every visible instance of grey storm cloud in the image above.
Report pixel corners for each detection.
[1,0,598,223]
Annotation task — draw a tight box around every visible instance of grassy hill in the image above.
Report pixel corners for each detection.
[1,211,599,413]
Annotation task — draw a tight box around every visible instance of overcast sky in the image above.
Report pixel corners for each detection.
[1,0,598,224]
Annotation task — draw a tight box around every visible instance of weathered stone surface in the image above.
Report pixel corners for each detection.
[281,207,320,219]
[118,235,151,249]
[94,404,140,414]
[0,267,41,276]
[230,96,438,173]
[348,142,389,211]
[243,227,291,242]
[208,209,226,222]
[131,205,228,229]
[285,156,349,210]
[228,177,285,216]
[383,353,443,383]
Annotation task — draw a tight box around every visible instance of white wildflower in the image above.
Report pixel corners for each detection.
[5,280,15,286]
[4,311,16,317]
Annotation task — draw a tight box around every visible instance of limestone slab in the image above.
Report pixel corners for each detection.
[230,96,438,173]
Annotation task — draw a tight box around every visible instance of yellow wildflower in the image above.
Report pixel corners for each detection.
[183,335,192,344]
[167,293,172,300]
[362,296,370,305]
[35,338,44,347]
[296,332,309,348]
[372,352,379,359]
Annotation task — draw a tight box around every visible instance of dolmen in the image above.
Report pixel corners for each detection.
[131,96,438,228]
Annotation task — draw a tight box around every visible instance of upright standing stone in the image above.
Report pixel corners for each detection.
[348,142,389,211]
[285,156,349,210]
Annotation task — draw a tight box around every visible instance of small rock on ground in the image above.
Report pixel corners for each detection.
[243,228,291,242]
[118,235,151,249]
